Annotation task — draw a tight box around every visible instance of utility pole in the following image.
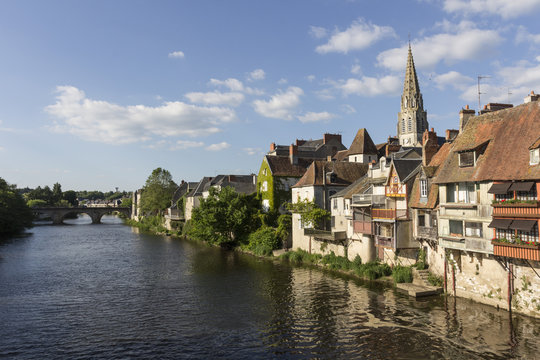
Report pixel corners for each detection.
[477,75,490,112]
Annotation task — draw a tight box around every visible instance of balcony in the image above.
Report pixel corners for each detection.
[375,235,395,248]
[417,226,437,239]
[304,228,347,242]
[492,201,540,218]
[492,240,540,261]
[166,208,184,220]
[372,208,408,220]
[351,194,385,207]
[385,184,406,197]
[353,220,372,235]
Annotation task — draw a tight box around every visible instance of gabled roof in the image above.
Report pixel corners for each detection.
[435,101,540,183]
[331,175,371,200]
[293,161,368,188]
[265,155,311,177]
[392,159,422,182]
[188,177,213,197]
[333,149,349,162]
[203,174,256,195]
[171,181,198,207]
[409,176,439,209]
[348,128,378,156]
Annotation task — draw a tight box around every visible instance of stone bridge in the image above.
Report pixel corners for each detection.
[33,207,131,225]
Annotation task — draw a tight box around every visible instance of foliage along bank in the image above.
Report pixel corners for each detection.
[0,177,33,238]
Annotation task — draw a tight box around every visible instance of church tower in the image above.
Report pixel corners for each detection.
[397,45,428,147]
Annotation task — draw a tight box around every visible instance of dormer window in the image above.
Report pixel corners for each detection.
[420,179,428,198]
[530,148,540,165]
[459,151,475,167]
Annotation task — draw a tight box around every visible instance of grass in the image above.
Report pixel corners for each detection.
[392,265,413,284]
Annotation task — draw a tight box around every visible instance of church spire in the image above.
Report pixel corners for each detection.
[397,44,428,147]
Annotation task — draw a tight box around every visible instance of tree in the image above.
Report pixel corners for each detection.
[139,167,177,215]
[52,182,62,205]
[189,186,260,248]
[286,199,330,230]
[0,178,33,237]
[62,190,78,207]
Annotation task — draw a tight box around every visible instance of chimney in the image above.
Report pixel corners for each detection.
[422,128,439,166]
[459,105,475,133]
[270,142,276,151]
[296,139,306,146]
[445,129,459,142]
[323,133,341,144]
[479,103,513,115]
[289,144,298,165]
[524,90,540,103]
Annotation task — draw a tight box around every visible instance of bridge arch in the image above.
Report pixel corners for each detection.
[32,207,131,225]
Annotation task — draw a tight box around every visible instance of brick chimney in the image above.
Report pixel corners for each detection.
[296,139,306,146]
[459,105,475,133]
[289,144,298,165]
[524,90,540,103]
[323,133,341,144]
[422,128,439,166]
[270,142,276,151]
[445,129,459,142]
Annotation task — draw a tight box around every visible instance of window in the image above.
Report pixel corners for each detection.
[496,227,511,240]
[420,179,428,198]
[261,181,268,192]
[516,186,537,201]
[465,222,482,237]
[458,183,476,203]
[459,151,475,167]
[262,199,270,212]
[518,223,539,243]
[530,148,540,165]
[332,198,338,210]
[449,220,463,236]
[263,168,268,176]
[446,184,456,203]
[418,213,425,227]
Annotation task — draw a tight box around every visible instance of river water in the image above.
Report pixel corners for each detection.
[0,215,538,359]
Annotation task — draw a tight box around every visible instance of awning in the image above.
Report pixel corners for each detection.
[508,182,535,192]
[510,220,538,232]
[487,183,511,194]
[488,218,513,229]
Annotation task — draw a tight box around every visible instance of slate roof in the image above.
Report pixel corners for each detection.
[393,159,422,182]
[330,175,371,200]
[333,149,349,162]
[293,161,368,188]
[435,100,540,183]
[265,155,312,177]
[204,174,257,195]
[171,181,198,208]
[188,177,213,197]
[348,128,378,155]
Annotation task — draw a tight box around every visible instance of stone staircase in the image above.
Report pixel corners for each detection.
[396,268,443,298]
[413,269,432,287]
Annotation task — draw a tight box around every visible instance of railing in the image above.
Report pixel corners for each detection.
[372,208,408,220]
[385,184,406,197]
[375,235,395,249]
[351,194,386,206]
[492,241,540,261]
[417,226,437,239]
[167,208,184,220]
[304,228,347,241]
[492,202,540,218]
[353,220,372,234]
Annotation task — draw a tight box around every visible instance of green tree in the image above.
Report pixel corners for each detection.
[27,199,48,208]
[62,190,78,207]
[189,186,260,248]
[0,178,33,237]
[52,182,62,205]
[25,185,53,205]
[140,167,177,215]
[286,199,330,230]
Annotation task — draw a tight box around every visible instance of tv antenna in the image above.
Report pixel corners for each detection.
[477,75,490,111]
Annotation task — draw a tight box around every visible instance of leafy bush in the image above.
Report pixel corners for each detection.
[247,226,281,256]
[321,251,351,270]
[392,265,413,283]
[427,272,444,287]
[280,249,322,265]
[354,261,392,280]
[415,248,427,270]
[27,199,48,208]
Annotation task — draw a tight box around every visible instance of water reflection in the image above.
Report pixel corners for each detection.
[0,222,538,359]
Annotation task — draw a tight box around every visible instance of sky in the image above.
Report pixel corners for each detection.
[1,0,540,191]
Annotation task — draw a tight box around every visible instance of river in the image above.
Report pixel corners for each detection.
[0,215,538,359]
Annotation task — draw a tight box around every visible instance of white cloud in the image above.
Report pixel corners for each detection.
[170,140,205,150]
[185,91,245,106]
[341,104,357,114]
[206,142,230,151]
[45,86,236,144]
[309,26,328,39]
[338,75,401,96]
[248,69,265,81]
[209,77,264,95]
[168,51,185,59]
[498,60,540,91]
[297,111,336,123]
[278,78,288,85]
[0,146,4,151]
[516,26,540,45]
[307,75,316,82]
[252,86,304,120]
[316,18,396,54]
[243,147,262,156]
[433,71,474,90]
[377,23,502,71]
[351,64,362,75]
[443,0,540,19]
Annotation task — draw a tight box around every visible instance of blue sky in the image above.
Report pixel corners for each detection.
[1,0,540,191]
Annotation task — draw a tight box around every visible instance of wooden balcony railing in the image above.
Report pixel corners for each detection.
[417,226,437,239]
[492,201,540,218]
[492,241,540,261]
[372,208,408,220]
[353,220,372,234]
[375,235,395,249]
